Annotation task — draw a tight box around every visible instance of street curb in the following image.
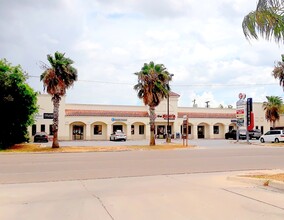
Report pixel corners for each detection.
[227,175,284,191]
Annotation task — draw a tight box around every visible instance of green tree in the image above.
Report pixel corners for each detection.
[134,61,172,146]
[263,96,283,128]
[40,52,78,148]
[0,59,38,149]
[242,0,284,44]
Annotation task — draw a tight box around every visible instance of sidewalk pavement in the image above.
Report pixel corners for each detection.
[0,171,284,220]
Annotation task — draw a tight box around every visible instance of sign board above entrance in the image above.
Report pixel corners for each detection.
[43,113,53,119]
[111,118,127,122]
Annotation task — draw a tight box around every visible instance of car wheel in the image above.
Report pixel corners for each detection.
[275,138,279,143]
[260,138,265,143]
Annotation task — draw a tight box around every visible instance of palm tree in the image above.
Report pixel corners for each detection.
[40,52,78,148]
[273,54,284,89]
[242,0,284,44]
[263,96,283,128]
[134,61,173,146]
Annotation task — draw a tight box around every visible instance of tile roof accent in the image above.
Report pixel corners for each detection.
[169,91,180,97]
[66,109,149,117]
[178,112,235,119]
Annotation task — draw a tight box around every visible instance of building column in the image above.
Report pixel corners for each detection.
[145,124,151,140]
[209,124,214,139]
[173,122,179,139]
[193,125,198,139]
[85,123,91,140]
[127,123,132,140]
[225,125,230,132]
[107,123,112,140]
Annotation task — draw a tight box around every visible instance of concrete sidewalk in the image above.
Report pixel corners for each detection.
[0,171,284,220]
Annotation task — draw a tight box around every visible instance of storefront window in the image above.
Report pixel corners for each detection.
[139,125,144,134]
[32,124,36,135]
[49,124,54,135]
[214,126,219,134]
[131,125,134,135]
[94,125,102,135]
[41,124,45,132]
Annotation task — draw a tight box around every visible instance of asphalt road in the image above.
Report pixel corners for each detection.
[1,140,284,184]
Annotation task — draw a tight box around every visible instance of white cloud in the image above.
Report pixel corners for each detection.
[1,0,284,107]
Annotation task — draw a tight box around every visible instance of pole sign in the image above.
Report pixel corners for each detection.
[236,93,246,127]
[246,98,252,127]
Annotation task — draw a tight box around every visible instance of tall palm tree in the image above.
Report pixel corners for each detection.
[273,54,284,89]
[242,0,284,44]
[40,52,78,148]
[263,96,283,128]
[134,61,172,146]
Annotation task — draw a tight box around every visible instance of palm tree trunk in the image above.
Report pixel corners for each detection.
[149,106,156,146]
[52,95,60,148]
[273,120,276,129]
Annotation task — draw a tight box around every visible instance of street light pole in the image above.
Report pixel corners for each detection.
[166,74,174,143]
[166,93,170,143]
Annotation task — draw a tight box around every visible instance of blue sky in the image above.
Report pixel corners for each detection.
[1,0,284,108]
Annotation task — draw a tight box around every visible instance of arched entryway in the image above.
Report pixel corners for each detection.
[197,123,210,139]
[213,123,225,139]
[111,122,127,133]
[131,122,146,140]
[91,121,107,140]
[70,122,86,140]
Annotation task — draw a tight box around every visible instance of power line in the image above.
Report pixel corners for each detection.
[28,75,278,87]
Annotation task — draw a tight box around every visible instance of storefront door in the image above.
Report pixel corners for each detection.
[73,125,84,140]
[157,125,166,138]
[198,126,205,139]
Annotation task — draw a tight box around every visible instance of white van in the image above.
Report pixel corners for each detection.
[260,130,284,143]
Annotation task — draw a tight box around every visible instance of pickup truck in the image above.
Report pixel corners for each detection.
[225,129,261,140]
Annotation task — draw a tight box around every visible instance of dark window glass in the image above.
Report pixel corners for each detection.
[214,126,219,134]
[32,124,36,135]
[49,124,53,135]
[139,125,145,134]
[131,125,134,135]
[188,126,191,134]
[41,124,45,132]
[94,125,102,135]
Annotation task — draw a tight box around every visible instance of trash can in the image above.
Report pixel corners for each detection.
[176,132,180,139]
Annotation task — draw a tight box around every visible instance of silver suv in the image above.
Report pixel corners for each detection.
[260,130,284,143]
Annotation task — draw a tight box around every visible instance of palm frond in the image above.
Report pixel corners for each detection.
[242,0,284,43]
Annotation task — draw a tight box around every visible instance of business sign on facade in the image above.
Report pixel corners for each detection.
[43,113,53,119]
[111,118,127,122]
[162,114,176,120]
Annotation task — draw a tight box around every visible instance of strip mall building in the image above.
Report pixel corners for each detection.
[29,93,271,141]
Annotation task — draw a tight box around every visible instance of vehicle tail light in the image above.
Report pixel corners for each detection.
[281,135,284,137]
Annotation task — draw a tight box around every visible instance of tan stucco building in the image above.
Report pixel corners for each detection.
[29,93,271,141]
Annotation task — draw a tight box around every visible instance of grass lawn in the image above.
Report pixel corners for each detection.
[246,173,284,183]
[1,143,194,153]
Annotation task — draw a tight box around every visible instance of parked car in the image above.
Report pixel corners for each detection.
[225,129,246,140]
[110,130,127,141]
[259,130,284,143]
[249,129,262,140]
[34,132,49,143]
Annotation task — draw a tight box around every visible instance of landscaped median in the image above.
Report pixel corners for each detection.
[228,170,284,191]
[0,143,195,153]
